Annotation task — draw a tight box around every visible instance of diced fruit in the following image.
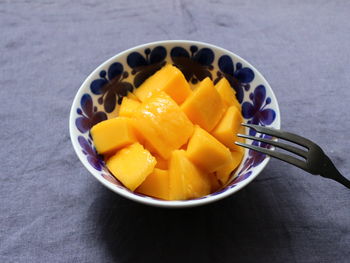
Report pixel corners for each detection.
[136,168,170,200]
[208,174,222,192]
[216,150,244,184]
[232,149,244,168]
[91,117,136,155]
[233,99,241,110]
[90,63,247,200]
[186,126,232,172]
[215,77,241,109]
[106,143,156,191]
[119,97,141,117]
[169,150,211,200]
[181,77,225,131]
[211,106,243,150]
[134,64,192,104]
[180,142,188,150]
[154,154,169,170]
[133,92,194,159]
[143,140,157,154]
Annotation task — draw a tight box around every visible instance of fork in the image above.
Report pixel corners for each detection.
[235,123,350,189]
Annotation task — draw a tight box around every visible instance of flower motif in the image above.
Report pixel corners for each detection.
[242,85,276,135]
[232,171,252,184]
[90,63,133,113]
[78,136,104,171]
[170,45,214,84]
[75,93,107,133]
[127,46,167,87]
[215,55,255,103]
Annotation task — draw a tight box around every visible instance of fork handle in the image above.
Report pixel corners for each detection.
[320,155,350,189]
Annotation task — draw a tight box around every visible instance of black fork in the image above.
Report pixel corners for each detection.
[235,123,350,189]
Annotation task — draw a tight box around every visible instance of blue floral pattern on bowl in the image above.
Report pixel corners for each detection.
[170,45,214,84]
[127,46,167,88]
[90,63,133,113]
[242,85,276,135]
[215,55,255,103]
[75,94,107,133]
[70,41,280,206]
[78,135,104,171]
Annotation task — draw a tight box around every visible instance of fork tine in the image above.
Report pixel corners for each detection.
[235,142,308,170]
[237,133,308,158]
[242,123,314,148]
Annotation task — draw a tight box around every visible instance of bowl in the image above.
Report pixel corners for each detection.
[69,40,280,208]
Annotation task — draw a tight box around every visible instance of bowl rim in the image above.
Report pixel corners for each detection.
[69,40,281,208]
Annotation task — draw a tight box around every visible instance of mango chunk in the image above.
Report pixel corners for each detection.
[216,150,244,185]
[106,143,156,191]
[119,97,141,118]
[91,117,136,155]
[169,150,211,200]
[215,77,241,109]
[154,154,169,170]
[134,64,192,104]
[211,106,243,150]
[134,92,194,159]
[181,77,225,131]
[208,173,222,192]
[187,126,232,172]
[136,168,170,200]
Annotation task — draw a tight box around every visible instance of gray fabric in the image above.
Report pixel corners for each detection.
[1,0,349,262]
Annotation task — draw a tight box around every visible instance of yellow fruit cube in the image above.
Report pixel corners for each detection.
[119,97,141,117]
[133,92,194,159]
[215,77,241,109]
[106,143,156,191]
[208,173,222,192]
[154,154,169,170]
[181,77,225,131]
[186,126,232,172]
[216,150,244,185]
[169,150,211,200]
[91,117,136,155]
[134,64,192,104]
[212,106,243,150]
[136,168,170,200]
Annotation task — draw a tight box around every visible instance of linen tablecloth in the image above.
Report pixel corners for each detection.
[1,1,349,262]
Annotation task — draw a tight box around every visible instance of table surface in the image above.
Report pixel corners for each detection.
[1,1,349,262]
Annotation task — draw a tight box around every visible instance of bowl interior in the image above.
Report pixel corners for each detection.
[69,40,280,207]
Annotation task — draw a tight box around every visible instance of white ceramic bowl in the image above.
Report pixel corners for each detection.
[69,40,280,208]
